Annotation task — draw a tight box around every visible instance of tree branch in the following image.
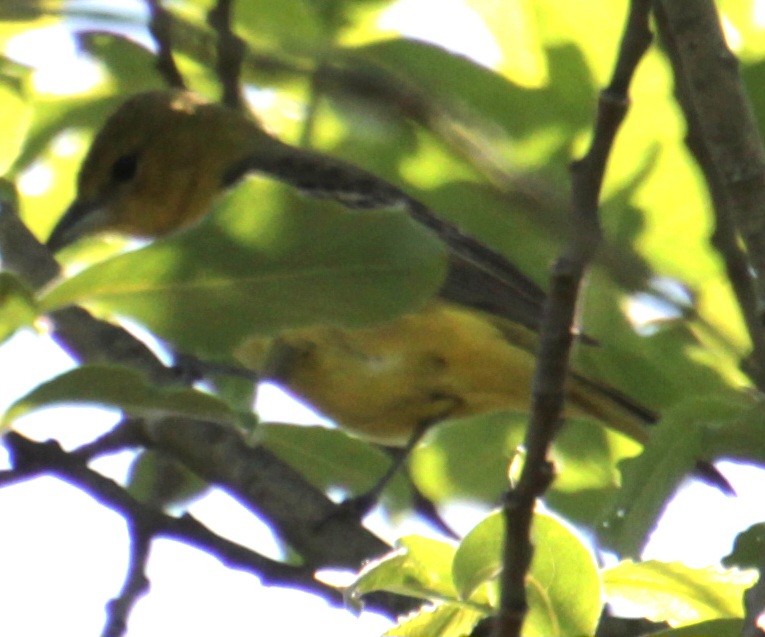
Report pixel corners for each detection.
[491,2,652,635]
[653,0,765,305]
[652,2,765,630]
[743,563,765,637]
[142,416,392,569]
[145,0,187,88]
[207,0,246,110]
[652,1,765,388]
[3,432,340,605]
[103,520,151,637]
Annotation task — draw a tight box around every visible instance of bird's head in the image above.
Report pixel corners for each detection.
[47,90,262,251]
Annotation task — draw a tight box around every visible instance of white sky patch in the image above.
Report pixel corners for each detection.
[644,461,765,567]
[623,277,690,335]
[6,26,104,95]
[243,86,280,114]
[254,382,334,427]
[17,161,55,197]
[5,0,148,96]
[5,26,79,68]
[721,14,744,52]
[378,0,502,69]
[756,0,765,28]
[51,129,86,158]
[624,292,683,335]
[16,131,84,198]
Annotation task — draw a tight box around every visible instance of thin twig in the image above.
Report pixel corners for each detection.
[298,75,322,149]
[103,521,151,637]
[3,432,337,602]
[72,417,146,463]
[491,2,653,636]
[171,351,261,383]
[207,0,246,110]
[145,0,186,88]
[3,427,411,619]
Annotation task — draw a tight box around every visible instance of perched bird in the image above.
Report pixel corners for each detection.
[48,89,655,449]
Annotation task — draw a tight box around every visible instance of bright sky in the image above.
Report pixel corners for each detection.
[2,1,764,636]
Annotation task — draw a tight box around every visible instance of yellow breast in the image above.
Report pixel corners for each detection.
[237,302,542,445]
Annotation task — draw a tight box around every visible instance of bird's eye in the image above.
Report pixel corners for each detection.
[110,152,139,183]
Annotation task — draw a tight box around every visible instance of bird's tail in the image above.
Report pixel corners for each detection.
[567,371,655,444]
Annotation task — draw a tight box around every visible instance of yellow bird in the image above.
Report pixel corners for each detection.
[47,89,654,447]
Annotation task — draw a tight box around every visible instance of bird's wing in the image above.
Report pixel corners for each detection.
[224,137,547,328]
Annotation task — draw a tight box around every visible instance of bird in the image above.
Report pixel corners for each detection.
[47,89,656,451]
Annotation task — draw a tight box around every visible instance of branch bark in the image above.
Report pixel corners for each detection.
[653,1,765,631]
[491,2,653,635]
[654,0,765,304]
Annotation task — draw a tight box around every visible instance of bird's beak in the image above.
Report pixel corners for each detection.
[47,199,104,252]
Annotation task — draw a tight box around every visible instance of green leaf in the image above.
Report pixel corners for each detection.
[410,411,634,529]
[603,561,755,626]
[0,62,30,173]
[257,423,410,506]
[574,273,744,416]
[207,374,257,415]
[126,449,208,509]
[77,32,166,93]
[0,272,38,345]
[1,365,236,429]
[723,523,765,570]
[719,0,765,59]
[348,535,459,604]
[410,410,526,504]
[453,510,602,637]
[351,38,593,149]
[234,0,326,53]
[384,603,485,637]
[40,177,447,358]
[649,618,743,637]
[179,0,327,55]
[544,416,638,525]
[451,511,503,602]
[599,393,762,557]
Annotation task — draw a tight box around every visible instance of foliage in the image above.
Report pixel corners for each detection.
[1,0,765,636]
